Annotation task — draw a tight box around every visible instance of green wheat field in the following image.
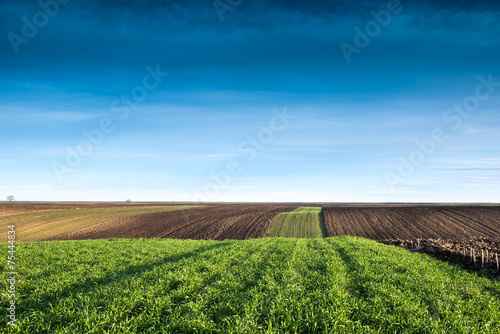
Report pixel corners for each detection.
[1,237,499,333]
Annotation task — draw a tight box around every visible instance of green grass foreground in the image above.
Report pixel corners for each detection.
[266,207,325,238]
[1,237,500,333]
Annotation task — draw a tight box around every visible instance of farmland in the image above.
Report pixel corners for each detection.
[24,204,500,242]
[37,203,500,277]
[0,202,183,217]
[50,204,298,241]
[0,203,500,333]
[1,237,499,333]
[322,205,500,240]
[265,207,325,238]
[382,237,500,277]
[0,205,201,242]
[2,202,500,332]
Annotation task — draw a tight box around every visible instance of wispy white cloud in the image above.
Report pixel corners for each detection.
[0,111,97,123]
[367,189,427,195]
[194,153,243,161]
[465,176,494,180]
[429,157,500,167]
[462,126,500,136]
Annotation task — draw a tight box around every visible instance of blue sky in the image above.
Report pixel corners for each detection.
[1,0,499,202]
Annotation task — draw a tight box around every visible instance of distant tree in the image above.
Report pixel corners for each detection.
[125,199,132,203]
[6,195,15,202]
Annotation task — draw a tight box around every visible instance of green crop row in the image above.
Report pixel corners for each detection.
[266,207,325,238]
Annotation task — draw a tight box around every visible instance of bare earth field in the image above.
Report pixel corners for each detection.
[0,202,184,217]
[323,205,500,240]
[51,204,299,241]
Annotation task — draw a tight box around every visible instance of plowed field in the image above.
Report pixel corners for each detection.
[51,205,298,241]
[0,202,184,217]
[323,206,500,240]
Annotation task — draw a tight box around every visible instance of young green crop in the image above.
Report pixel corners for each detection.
[266,206,325,238]
[1,237,499,333]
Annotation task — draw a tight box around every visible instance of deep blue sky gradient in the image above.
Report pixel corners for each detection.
[1,0,499,202]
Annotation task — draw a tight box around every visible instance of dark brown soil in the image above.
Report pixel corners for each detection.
[50,204,298,241]
[323,205,500,239]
